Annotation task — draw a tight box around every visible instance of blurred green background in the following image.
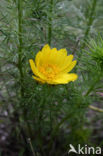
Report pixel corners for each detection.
[0,0,103,156]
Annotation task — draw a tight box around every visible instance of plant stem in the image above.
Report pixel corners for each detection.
[76,0,97,73]
[18,0,24,97]
[53,113,72,137]
[48,112,72,150]
[48,0,53,45]
[85,74,101,96]
[28,138,36,156]
[89,105,103,113]
[18,0,33,139]
[84,73,103,113]
[50,103,103,148]
[82,0,97,49]
[50,99,52,132]
[77,0,97,66]
[38,85,53,133]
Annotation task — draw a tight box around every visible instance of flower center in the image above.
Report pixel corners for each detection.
[46,66,53,73]
[39,64,59,79]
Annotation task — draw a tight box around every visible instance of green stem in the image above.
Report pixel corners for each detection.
[18,0,33,138]
[89,105,103,113]
[82,0,97,49]
[76,0,97,72]
[28,138,36,156]
[48,0,53,45]
[48,85,53,132]
[49,112,72,150]
[50,99,52,132]
[77,0,97,67]
[53,113,71,137]
[85,74,101,96]
[38,85,53,132]
[18,0,24,97]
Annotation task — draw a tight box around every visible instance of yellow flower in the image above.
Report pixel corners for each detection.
[29,44,78,84]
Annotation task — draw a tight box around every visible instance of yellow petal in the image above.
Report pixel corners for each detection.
[63,60,77,73]
[32,76,45,84]
[40,44,52,64]
[59,55,74,71]
[29,59,46,80]
[58,48,67,57]
[42,44,51,54]
[29,59,38,75]
[48,48,67,67]
[35,51,42,67]
[54,73,78,84]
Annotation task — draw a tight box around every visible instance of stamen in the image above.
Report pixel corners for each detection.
[39,64,59,79]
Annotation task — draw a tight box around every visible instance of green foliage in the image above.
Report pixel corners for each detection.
[87,35,103,69]
[0,0,103,156]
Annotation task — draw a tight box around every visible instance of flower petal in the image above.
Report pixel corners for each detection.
[42,44,51,54]
[40,44,52,64]
[32,76,45,84]
[58,48,67,56]
[63,60,77,73]
[61,55,74,69]
[54,73,78,84]
[48,48,68,67]
[29,59,46,80]
[35,51,42,67]
[29,59,38,75]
